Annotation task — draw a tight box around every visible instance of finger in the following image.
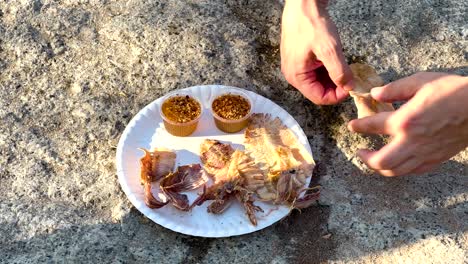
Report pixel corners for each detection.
[370,73,427,103]
[321,85,349,104]
[316,44,354,91]
[296,76,347,105]
[375,156,424,177]
[348,112,393,135]
[296,80,327,105]
[335,85,349,102]
[357,137,416,170]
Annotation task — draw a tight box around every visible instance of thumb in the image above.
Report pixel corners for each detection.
[371,73,426,103]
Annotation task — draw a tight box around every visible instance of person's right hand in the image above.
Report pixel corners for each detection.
[348,72,468,176]
[281,0,354,105]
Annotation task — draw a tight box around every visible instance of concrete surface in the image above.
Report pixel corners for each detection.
[0,0,466,263]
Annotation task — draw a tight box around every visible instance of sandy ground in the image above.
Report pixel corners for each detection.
[0,0,466,263]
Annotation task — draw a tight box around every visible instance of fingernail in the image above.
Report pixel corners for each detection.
[347,122,354,132]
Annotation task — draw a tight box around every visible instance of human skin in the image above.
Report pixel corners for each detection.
[281,0,468,176]
[281,0,354,105]
[348,73,468,176]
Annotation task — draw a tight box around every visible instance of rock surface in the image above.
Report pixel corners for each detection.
[0,0,466,263]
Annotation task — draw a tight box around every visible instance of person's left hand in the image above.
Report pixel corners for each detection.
[348,72,468,176]
[280,0,354,105]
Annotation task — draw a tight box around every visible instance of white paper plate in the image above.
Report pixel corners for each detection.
[116,85,314,237]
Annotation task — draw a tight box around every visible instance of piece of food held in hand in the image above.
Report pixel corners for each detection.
[349,63,395,118]
[139,148,208,210]
[211,90,253,133]
[160,93,202,136]
[244,113,319,209]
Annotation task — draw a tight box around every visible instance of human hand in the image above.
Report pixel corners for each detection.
[280,0,354,105]
[348,72,468,176]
